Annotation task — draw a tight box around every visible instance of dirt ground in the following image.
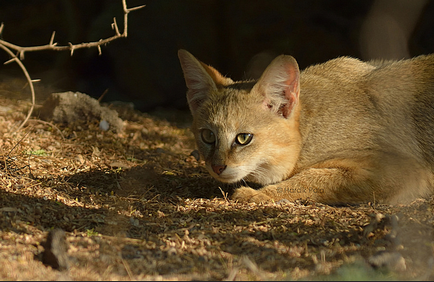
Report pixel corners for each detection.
[0,89,433,281]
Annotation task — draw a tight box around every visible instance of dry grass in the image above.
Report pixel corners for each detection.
[0,93,433,280]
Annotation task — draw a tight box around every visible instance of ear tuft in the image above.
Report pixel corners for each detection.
[252,55,300,118]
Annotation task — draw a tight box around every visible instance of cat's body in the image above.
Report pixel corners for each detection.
[178,49,434,204]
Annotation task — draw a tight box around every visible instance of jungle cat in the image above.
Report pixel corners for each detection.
[178,49,434,204]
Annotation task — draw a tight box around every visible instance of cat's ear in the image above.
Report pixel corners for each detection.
[252,55,300,119]
[178,49,233,113]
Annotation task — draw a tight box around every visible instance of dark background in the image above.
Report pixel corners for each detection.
[0,0,433,113]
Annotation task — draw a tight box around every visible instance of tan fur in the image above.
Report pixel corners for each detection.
[178,49,434,205]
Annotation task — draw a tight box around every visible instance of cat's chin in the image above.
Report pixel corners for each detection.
[207,166,248,184]
[207,163,285,185]
[212,173,244,184]
[214,173,267,185]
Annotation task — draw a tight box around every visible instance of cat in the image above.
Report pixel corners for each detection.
[178,49,434,204]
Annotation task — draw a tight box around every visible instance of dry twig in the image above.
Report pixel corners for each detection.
[0,44,37,133]
[0,0,145,132]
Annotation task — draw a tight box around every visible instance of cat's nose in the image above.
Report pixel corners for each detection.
[212,164,227,175]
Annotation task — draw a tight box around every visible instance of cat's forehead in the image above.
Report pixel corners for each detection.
[196,84,264,131]
[208,87,258,114]
[200,80,258,110]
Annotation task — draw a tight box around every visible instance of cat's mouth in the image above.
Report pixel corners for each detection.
[207,162,280,186]
[211,171,243,183]
[206,165,249,184]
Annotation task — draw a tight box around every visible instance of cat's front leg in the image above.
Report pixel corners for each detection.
[231,186,273,203]
[232,184,315,204]
[232,162,374,204]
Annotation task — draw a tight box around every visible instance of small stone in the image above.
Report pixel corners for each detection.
[130,217,140,227]
[368,251,406,272]
[99,120,110,131]
[41,229,69,271]
[155,148,166,154]
[39,92,124,133]
[190,150,200,161]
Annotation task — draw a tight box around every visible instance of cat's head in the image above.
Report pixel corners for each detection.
[178,50,301,185]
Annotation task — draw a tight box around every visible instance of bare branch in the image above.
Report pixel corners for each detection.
[0,0,144,132]
[0,0,144,55]
[0,44,36,133]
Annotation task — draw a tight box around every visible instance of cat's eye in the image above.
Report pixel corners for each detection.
[201,129,216,144]
[235,133,253,145]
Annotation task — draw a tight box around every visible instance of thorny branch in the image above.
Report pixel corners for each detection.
[0,0,145,132]
[0,44,37,133]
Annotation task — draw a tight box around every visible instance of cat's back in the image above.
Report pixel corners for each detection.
[373,54,434,165]
[299,57,377,122]
[302,56,375,83]
[296,57,379,165]
[297,54,434,168]
[298,54,434,132]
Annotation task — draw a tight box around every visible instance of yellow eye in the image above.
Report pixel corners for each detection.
[201,129,215,144]
[235,133,253,145]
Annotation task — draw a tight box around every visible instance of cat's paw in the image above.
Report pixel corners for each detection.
[232,187,272,203]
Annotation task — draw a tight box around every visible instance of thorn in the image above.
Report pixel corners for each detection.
[49,31,56,46]
[19,50,25,60]
[112,18,120,36]
[31,79,41,83]
[98,88,109,102]
[4,58,16,65]
[127,5,146,12]
[68,42,74,56]
[0,23,4,35]
[21,82,29,90]
[97,45,102,55]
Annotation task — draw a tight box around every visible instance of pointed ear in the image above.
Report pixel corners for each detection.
[178,49,233,114]
[252,55,300,119]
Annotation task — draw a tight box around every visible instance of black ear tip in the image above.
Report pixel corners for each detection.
[272,55,299,70]
[178,49,186,59]
[178,49,193,59]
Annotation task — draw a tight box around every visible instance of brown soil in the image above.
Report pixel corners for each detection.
[0,93,433,280]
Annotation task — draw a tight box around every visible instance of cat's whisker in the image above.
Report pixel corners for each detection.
[241,179,248,187]
[250,166,269,182]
